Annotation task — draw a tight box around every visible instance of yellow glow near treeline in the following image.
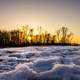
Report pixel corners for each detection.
[0,0,80,44]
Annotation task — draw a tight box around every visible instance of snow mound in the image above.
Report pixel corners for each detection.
[0,46,80,80]
[0,64,80,80]
[31,57,63,73]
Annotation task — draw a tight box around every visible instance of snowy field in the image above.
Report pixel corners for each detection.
[0,46,80,80]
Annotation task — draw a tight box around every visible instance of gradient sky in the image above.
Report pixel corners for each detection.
[0,0,80,39]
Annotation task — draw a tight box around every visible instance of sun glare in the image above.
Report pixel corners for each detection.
[27,36,31,41]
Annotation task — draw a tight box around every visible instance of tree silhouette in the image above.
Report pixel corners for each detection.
[56,27,73,44]
[0,25,75,47]
[28,28,34,44]
[0,31,10,46]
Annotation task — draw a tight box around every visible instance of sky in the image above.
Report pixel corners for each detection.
[0,0,80,40]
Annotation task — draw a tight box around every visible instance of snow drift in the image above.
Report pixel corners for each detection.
[0,46,80,80]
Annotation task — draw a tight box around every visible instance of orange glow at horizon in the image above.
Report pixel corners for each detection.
[72,37,80,44]
[0,0,80,44]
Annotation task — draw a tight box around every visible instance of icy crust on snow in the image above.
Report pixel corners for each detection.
[0,46,80,80]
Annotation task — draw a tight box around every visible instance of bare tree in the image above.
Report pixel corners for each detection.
[37,26,43,43]
[28,28,34,44]
[56,27,73,44]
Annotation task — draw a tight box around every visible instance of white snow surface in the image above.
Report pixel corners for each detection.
[0,46,80,80]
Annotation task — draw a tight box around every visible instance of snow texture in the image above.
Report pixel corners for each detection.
[0,46,80,80]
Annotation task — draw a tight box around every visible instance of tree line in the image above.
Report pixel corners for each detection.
[0,25,74,47]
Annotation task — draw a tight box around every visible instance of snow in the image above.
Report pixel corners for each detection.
[0,46,80,80]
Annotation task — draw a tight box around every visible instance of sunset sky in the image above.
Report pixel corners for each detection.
[0,0,80,42]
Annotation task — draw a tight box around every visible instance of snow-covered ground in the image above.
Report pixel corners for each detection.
[0,46,80,80]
